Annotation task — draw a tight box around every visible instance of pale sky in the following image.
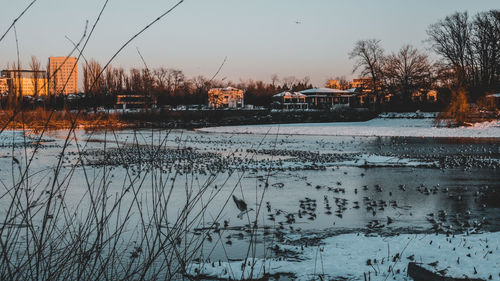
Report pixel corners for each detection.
[1,0,499,88]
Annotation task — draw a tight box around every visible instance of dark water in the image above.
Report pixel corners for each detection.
[0,128,499,263]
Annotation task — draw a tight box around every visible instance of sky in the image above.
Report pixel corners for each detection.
[0,0,499,88]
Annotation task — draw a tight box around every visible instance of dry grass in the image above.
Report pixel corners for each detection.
[0,108,130,131]
[435,88,498,127]
[436,88,471,126]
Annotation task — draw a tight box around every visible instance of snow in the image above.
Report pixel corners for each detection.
[0,130,35,146]
[300,87,352,94]
[378,112,438,119]
[273,91,307,98]
[187,231,500,280]
[211,86,243,92]
[198,117,500,138]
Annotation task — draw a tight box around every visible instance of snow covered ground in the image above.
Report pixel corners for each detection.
[187,231,500,280]
[0,130,56,148]
[198,117,500,138]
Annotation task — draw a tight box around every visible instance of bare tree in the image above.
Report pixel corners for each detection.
[6,61,22,106]
[383,45,433,103]
[153,67,169,91]
[270,74,279,88]
[471,10,500,91]
[103,64,115,94]
[127,68,142,94]
[282,76,297,90]
[301,76,310,86]
[29,56,43,97]
[326,76,350,90]
[427,12,473,87]
[170,69,185,93]
[191,75,209,105]
[349,39,385,95]
[83,59,103,94]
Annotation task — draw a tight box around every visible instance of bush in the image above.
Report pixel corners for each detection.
[435,88,471,127]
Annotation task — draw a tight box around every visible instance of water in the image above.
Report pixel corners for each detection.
[0,127,499,276]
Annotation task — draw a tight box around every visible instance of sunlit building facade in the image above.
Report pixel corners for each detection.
[0,78,8,94]
[0,70,48,96]
[208,87,244,108]
[48,57,78,95]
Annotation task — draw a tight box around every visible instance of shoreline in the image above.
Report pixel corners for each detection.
[0,108,377,131]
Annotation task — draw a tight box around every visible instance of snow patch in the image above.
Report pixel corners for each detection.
[187,231,500,280]
[198,118,500,138]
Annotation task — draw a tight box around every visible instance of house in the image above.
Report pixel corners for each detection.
[487,93,500,109]
[116,94,152,110]
[299,88,356,109]
[352,92,378,107]
[411,89,438,103]
[350,78,382,93]
[272,91,308,110]
[208,87,244,109]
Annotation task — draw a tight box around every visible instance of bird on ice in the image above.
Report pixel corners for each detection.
[232,195,253,219]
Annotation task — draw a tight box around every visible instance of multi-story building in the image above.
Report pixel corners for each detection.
[48,57,78,95]
[208,87,244,108]
[326,79,341,89]
[0,78,8,94]
[0,70,48,96]
[350,77,382,92]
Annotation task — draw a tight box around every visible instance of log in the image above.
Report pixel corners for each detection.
[407,262,484,281]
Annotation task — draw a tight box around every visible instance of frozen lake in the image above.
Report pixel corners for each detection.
[0,116,499,280]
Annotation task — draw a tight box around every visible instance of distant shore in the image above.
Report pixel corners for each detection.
[0,108,378,131]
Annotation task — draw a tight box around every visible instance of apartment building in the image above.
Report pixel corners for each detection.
[48,57,78,95]
[0,70,48,96]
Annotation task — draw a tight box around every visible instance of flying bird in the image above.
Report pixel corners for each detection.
[294,20,302,24]
[232,195,253,219]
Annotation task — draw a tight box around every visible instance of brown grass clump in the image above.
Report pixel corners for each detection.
[436,89,499,127]
[436,88,471,127]
[0,108,128,131]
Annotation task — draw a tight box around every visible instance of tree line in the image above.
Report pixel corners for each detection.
[349,10,499,111]
[2,10,498,112]
[80,59,313,108]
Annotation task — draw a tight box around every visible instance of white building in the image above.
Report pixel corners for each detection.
[272,91,308,110]
[208,87,244,109]
[299,87,355,109]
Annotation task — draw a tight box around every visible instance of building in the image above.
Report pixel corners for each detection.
[411,89,438,103]
[116,94,152,110]
[208,87,244,108]
[0,78,8,94]
[0,69,48,96]
[487,93,500,109]
[350,78,382,93]
[48,57,78,95]
[326,79,340,89]
[299,88,356,109]
[272,91,308,110]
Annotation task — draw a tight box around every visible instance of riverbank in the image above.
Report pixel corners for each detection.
[0,109,130,131]
[0,108,377,130]
[118,108,377,128]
